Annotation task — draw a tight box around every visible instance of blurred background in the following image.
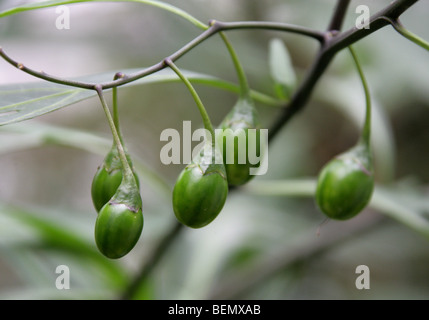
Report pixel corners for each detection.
[0,0,428,299]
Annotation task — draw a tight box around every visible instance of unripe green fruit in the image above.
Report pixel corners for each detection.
[316,145,374,220]
[217,98,262,186]
[172,144,228,228]
[95,202,143,259]
[91,146,139,212]
[91,167,122,213]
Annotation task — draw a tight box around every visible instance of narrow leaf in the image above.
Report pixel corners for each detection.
[0,69,281,126]
[0,204,129,288]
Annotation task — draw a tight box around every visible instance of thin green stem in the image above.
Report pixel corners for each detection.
[112,86,120,135]
[390,18,429,52]
[164,59,215,140]
[188,78,283,107]
[217,29,250,99]
[349,46,371,148]
[95,85,133,178]
[112,72,126,143]
[0,0,417,97]
[214,20,325,42]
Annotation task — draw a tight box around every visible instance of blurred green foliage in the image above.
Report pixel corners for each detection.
[0,0,428,300]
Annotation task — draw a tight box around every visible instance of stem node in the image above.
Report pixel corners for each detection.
[94,84,103,92]
[114,72,126,80]
[163,58,173,67]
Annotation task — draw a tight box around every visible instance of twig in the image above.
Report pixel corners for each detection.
[388,18,429,52]
[0,21,323,91]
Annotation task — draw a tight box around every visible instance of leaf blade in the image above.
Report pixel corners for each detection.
[268,38,297,100]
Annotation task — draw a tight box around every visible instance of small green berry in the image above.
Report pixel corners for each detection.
[91,146,139,212]
[95,202,143,259]
[94,169,143,259]
[172,144,228,228]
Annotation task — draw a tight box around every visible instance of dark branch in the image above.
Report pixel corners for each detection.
[0,20,323,91]
[214,20,325,43]
[326,0,420,55]
[268,0,420,143]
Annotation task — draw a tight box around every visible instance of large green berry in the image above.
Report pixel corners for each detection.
[316,145,374,220]
[95,202,143,259]
[172,144,228,228]
[91,146,139,212]
[217,98,262,186]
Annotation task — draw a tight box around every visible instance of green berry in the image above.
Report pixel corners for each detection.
[172,144,228,228]
[94,170,143,259]
[217,98,262,186]
[91,145,139,212]
[95,202,143,259]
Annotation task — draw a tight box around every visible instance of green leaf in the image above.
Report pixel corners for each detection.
[0,85,94,126]
[0,121,173,198]
[245,179,429,240]
[0,203,129,289]
[0,69,281,127]
[268,38,297,100]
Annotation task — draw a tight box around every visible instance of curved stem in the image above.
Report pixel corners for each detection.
[390,18,429,52]
[325,0,419,56]
[349,46,371,148]
[0,47,97,90]
[165,59,215,141]
[214,20,325,43]
[95,85,133,179]
[217,30,250,99]
[112,88,120,136]
[0,0,417,95]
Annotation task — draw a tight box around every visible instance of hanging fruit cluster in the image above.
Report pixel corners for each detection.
[92,144,143,259]
[91,87,144,259]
